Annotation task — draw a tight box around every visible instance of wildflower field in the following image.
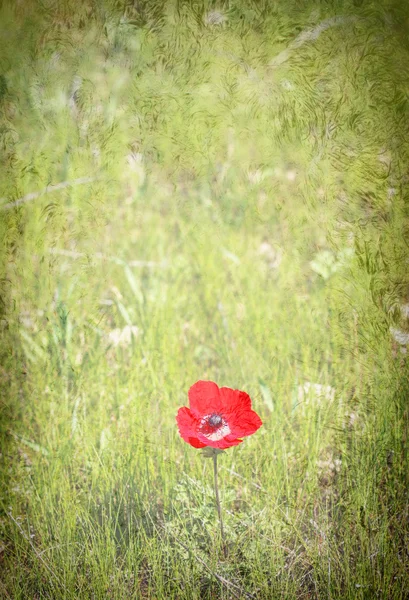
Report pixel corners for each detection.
[1,1,409,598]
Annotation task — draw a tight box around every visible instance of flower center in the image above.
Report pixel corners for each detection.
[208,414,223,428]
[200,412,231,441]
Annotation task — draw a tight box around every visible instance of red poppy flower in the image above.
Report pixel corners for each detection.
[176,380,262,449]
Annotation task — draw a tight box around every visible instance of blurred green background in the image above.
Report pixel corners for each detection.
[1,1,409,598]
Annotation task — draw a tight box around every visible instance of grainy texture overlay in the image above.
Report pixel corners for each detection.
[1,1,409,598]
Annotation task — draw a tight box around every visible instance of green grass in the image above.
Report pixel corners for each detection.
[1,0,409,598]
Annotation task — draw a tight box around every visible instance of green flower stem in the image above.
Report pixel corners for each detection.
[213,452,227,558]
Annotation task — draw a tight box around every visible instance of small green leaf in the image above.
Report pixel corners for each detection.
[11,432,49,456]
[115,299,133,325]
[259,378,274,412]
[71,397,81,436]
[20,330,47,360]
[124,265,144,304]
[221,247,240,265]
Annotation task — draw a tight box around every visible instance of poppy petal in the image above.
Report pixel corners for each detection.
[176,407,203,447]
[219,387,252,412]
[196,431,243,449]
[212,434,243,449]
[187,436,207,448]
[228,408,263,437]
[188,380,222,416]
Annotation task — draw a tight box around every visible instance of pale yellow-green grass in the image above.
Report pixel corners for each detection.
[1,1,409,598]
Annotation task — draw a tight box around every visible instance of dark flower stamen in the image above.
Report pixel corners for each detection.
[200,412,231,441]
[207,413,223,428]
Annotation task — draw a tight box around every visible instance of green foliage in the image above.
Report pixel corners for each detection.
[1,0,409,598]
